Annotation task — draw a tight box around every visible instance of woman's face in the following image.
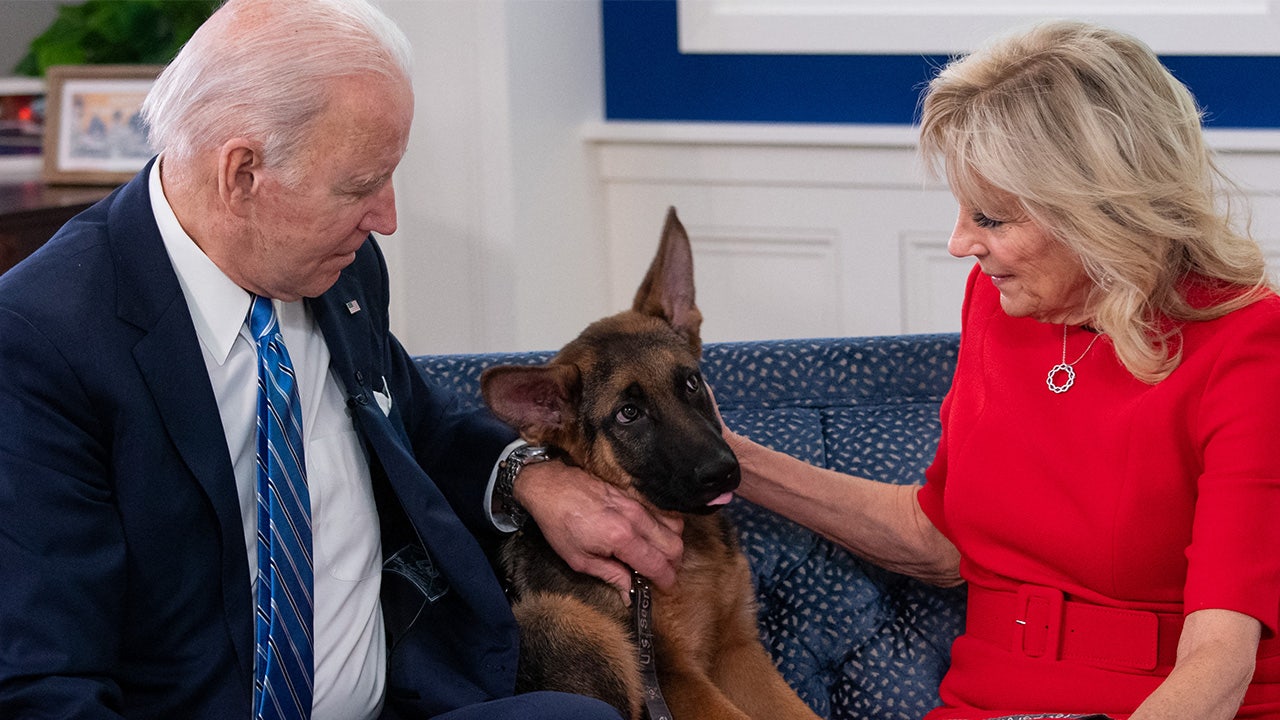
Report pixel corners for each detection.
[947,193,1094,325]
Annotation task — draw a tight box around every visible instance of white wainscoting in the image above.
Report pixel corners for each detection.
[583,121,1280,344]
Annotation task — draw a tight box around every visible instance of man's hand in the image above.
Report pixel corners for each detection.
[514,460,684,603]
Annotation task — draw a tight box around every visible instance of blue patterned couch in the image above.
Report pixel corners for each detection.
[415,333,967,720]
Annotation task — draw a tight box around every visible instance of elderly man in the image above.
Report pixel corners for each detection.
[0,1,679,718]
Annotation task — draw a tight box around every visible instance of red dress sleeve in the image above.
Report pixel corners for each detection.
[1183,297,1280,637]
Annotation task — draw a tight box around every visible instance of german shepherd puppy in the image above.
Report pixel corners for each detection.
[480,209,821,720]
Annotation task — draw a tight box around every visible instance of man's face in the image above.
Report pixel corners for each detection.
[247,74,414,301]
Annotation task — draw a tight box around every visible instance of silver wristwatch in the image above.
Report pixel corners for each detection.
[494,443,553,528]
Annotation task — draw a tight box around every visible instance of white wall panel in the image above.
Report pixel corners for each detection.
[587,122,1280,343]
[376,0,606,355]
[901,233,971,334]
[691,222,845,342]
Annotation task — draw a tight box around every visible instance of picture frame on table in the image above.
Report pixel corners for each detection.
[41,65,162,186]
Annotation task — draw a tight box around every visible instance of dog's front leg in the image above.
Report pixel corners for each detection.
[709,637,823,720]
[657,661,753,720]
[512,592,643,720]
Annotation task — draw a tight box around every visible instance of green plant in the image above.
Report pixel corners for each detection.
[14,0,219,76]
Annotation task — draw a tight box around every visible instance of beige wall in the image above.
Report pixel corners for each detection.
[0,1,60,75]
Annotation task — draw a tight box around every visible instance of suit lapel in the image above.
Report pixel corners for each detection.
[107,162,254,676]
[313,250,513,619]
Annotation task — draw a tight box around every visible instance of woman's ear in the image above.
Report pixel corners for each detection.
[217,139,262,217]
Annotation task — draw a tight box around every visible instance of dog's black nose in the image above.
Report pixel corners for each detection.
[698,456,741,492]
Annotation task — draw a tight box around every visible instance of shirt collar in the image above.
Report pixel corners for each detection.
[149,157,252,365]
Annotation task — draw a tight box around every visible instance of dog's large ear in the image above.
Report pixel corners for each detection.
[632,207,703,353]
[480,363,580,445]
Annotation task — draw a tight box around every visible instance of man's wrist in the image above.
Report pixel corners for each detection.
[493,442,553,529]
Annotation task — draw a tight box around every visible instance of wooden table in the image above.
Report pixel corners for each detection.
[0,181,113,276]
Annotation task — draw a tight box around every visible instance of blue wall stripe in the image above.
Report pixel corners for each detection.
[603,0,1280,128]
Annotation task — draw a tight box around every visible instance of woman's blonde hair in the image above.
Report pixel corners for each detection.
[919,20,1271,382]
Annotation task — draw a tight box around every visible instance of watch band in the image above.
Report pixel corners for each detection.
[495,443,552,528]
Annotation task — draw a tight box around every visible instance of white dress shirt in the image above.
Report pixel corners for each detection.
[149,160,385,720]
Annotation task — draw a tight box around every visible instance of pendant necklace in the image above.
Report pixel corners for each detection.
[1046,323,1101,394]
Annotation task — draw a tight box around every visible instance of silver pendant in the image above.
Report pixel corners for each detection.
[1046,362,1076,393]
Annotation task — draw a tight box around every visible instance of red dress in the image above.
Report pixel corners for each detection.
[917,265,1280,719]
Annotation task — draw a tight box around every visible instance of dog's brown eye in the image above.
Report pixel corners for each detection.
[615,404,641,424]
[685,374,701,394]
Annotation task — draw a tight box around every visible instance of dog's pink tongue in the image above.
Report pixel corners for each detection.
[707,491,734,507]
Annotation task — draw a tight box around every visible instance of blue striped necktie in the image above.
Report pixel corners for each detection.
[248,295,314,720]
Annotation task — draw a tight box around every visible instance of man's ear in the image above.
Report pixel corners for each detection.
[217,139,262,217]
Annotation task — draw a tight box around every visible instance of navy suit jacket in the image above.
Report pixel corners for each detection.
[0,163,521,719]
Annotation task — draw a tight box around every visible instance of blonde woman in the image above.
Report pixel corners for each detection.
[725,21,1280,719]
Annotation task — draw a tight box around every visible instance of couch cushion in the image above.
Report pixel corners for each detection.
[705,335,962,719]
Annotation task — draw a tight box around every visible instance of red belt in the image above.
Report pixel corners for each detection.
[965,584,1183,671]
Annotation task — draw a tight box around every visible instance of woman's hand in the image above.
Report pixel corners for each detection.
[514,460,684,604]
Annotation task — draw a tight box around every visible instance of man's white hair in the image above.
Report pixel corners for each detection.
[141,0,412,186]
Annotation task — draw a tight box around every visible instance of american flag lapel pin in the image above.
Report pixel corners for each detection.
[345,300,361,315]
